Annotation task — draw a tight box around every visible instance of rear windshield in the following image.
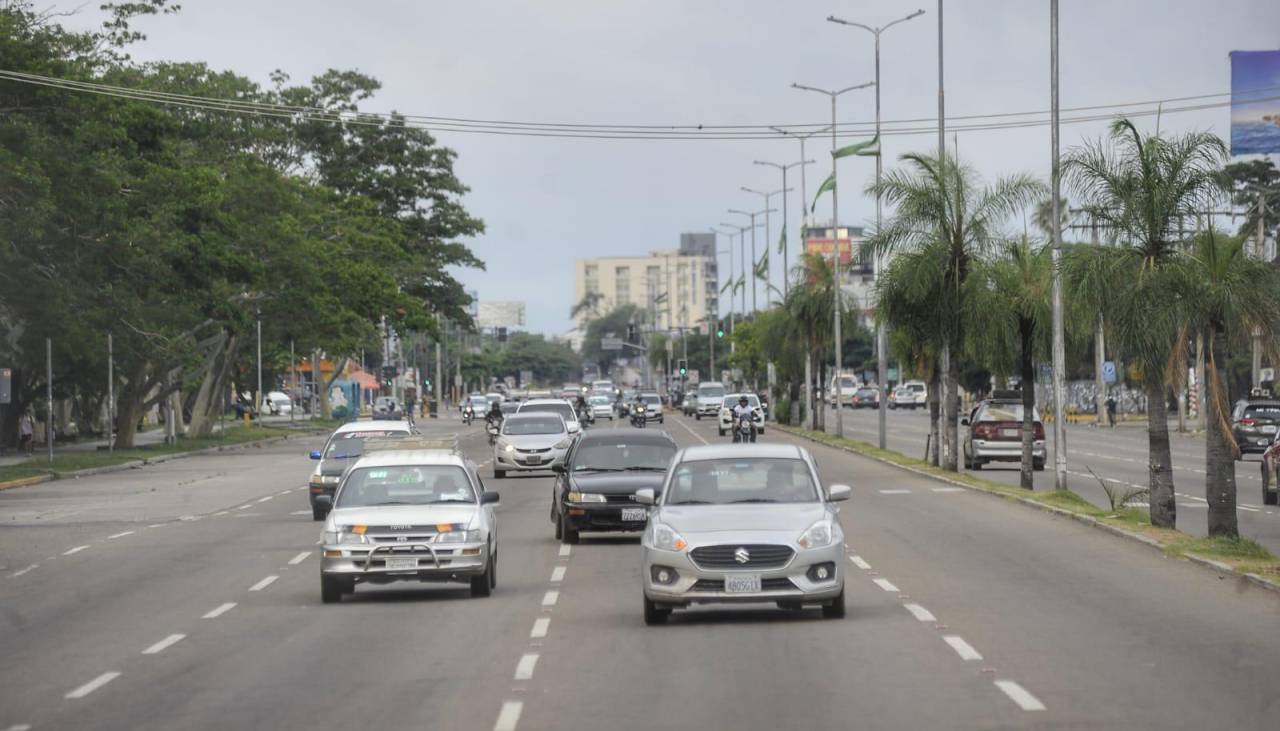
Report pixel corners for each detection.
[723,395,760,408]
[978,404,1039,422]
[503,415,565,435]
[698,385,725,399]
[665,458,818,505]
[642,395,662,405]
[572,441,675,473]
[336,465,475,508]
[1245,405,1280,419]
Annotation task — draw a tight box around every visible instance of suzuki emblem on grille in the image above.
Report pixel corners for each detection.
[734,547,750,564]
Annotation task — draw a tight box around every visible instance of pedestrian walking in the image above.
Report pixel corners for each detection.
[18,411,34,455]
[1105,394,1117,428]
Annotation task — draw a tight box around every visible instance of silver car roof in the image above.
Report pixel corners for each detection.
[349,449,471,470]
[677,443,806,462]
[333,420,412,435]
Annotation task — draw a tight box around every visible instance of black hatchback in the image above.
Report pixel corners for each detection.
[550,428,677,544]
[1232,399,1280,457]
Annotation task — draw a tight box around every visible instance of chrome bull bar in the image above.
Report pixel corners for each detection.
[362,542,441,571]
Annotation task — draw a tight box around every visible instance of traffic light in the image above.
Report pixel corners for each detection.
[496,327,508,343]
[716,326,724,338]
[677,359,687,376]
[626,322,636,341]
[424,376,432,389]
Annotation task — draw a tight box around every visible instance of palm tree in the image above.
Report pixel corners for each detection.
[1062,118,1227,529]
[969,239,1053,487]
[867,152,1044,471]
[569,291,604,321]
[1031,197,1071,241]
[1180,226,1280,536]
[785,253,839,431]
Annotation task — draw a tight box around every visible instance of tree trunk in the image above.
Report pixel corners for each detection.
[1204,326,1238,537]
[928,366,941,466]
[941,343,958,472]
[1019,318,1036,490]
[1145,378,1177,529]
[114,362,149,450]
[804,348,814,430]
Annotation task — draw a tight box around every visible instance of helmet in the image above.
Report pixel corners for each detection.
[738,395,749,405]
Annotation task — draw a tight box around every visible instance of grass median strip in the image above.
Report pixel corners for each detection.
[776,424,1280,584]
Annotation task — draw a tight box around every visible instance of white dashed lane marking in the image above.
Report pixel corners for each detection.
[995,680,1046,711]
[65,671,121,699]
[872,578,899,592]
[249,575,278,592]
[202,602,237,619]
[290,510,311,516]
[141,633,186,655]
[903,603,937,622]
[550,566,566,583]
[878,489,912,495]
[288,551,311,565]
[943,635,984,661]
[63,545,90,556]
[107,530,135,539]
[541,590,559,607]
[558,545,571,558]
[931,487,965,493]
[848,555,871,570]
[10,564,38,578]
[530,617,550,639]
[514,653,539,681]
[257,496,273,503]
[493,701,523,731]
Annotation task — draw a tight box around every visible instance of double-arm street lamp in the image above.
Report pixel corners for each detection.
[740,186,792,305]
[752,160,811,299]
[791,79,875,440]
[827,8,925,451]
[727,208,774,314]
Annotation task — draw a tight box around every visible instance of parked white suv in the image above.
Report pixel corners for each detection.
[890,380,928,410]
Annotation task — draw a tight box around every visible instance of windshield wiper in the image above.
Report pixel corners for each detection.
[425,498,473,504]
[622,466,666,472]
[370,500,413,506]
[669,499,711,505]
[730,498,777,503]
[574,467,625,473]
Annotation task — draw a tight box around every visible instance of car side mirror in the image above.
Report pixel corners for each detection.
[481,491,500,504]
[828,484,851,502]
[960,418,969,426]
[551,464,566,474]
[634,488,656,505]
[568,423,580,434]
[309,450,323,460]
[314,494,333,508]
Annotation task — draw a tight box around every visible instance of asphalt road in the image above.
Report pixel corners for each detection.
[2,413,1278,730]
[820,406,1280,553]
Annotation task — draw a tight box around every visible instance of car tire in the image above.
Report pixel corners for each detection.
[822,586,846,619]
[695,414,701,421]
[560,516,579,545]
[718,428,725,437]
[320,576,343,604]
[554,509,563,539]
[494,467,506,479]
[1033,458,1046,472]
[470,554,494,597]
[311,504,326,521]
[1264,488,1278,506]
[643,596,670,625]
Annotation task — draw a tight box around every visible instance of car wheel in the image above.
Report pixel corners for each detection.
[320,575,343,604]
[554,509,563,539]
[643,596,670,625]
[560,517,579,545]
[695,414,701,421]
[821,586,846,619]
[758,427,764,434]
[311,504,326,521]
[1262,465,1277,505]
[494,467,506,479]
[1032,458,1045,472]
[470,554,494,597]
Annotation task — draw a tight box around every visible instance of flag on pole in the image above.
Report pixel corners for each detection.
[832,134,880,160]
[776,228,786,255]
[810,173,836,213]
[753,250,769,280]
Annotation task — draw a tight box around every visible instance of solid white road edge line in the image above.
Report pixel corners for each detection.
[202,602,236,619]
[872,578,899,592]
[288,551,311,565]
[63,545,89,556]
[107,530,135,539]
[514,653,539,681]
[10,564,38,578]
[65,671,121,699]
[249,575,278,591]
[931,487,965,493]
[258,496,273,503]
[530,617,550,639]
[541,590,559,607]
[943,635,983,661]
[994,679,1046,711]
[493,701,523,731]
[550,566,566,583]
[878,489,911,494]
[141,633,186,655]
[903,603,937,622]
[848,555,872,570]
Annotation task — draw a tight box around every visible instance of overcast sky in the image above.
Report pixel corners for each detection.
[58,0,1280,334]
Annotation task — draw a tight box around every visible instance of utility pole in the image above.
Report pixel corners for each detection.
[935,0,954,468]
[792,79,875,440]
[255,314,263,418]
[828,7,925,452]
[1253,194,1267,389]
[290,338,296,425]
[1049,0,1069,490]
[107,333,114,452]
[46,338,53,463]
[1091,219,1107,428]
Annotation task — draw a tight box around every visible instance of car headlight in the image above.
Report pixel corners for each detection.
[567,491,606,504]
[649,522,687,552]
[554,437,574,449]
[496,439,514,453]
[319,474,340,485]
[435,529,482,544]
[797,520,834,549]
[324,527,368,545]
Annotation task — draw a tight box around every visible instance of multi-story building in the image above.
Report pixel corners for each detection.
[802,222,876,326]
[574,248,717,333]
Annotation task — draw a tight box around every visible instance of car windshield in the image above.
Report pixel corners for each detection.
[588,395,611,405]
[324,431,403,458]
[521,402,575,421]
[698,385,725,399]
[858,387,877,395]
[978,404,1038,422]
[499,402,521,415]
[642,394,661,405]
[336,465,476,507]
[665,458,819,505]
[469,397,489,407]
[503,415,565,435]
[572,441,675,472]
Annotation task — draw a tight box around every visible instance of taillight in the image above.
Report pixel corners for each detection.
[1240,418,1256,427]
[1034,423,1046,440]
[972,423,993,439]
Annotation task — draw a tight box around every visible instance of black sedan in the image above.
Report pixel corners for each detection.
[550,428,677,544]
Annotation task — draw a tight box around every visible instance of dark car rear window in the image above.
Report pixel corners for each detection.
[1244,405,1280,419]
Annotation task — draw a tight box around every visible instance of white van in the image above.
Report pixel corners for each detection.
[694,381,727,419]
[826,374,860,409]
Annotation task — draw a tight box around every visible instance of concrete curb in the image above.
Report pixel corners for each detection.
[0,430,325,491]
[775,424,1280,599]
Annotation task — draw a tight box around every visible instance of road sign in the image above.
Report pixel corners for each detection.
[1102,361,1117,384]
[601,337,623,351]
[0,368,10,404]
[1262,367,1276,383]
[519,370,533,387]
[887,367,898,382]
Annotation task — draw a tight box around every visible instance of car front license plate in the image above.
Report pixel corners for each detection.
[384,557,417,570]
[621,508,647,522]
[525,455,542,465]
[724,574,762,593]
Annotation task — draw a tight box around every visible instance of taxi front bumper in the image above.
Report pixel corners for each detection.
[320,542,490,582]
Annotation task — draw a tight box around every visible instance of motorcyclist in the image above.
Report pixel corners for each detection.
[575,392,590,423]
[484,401,503,429]
[630,392,648,425]
[731,395,757,441]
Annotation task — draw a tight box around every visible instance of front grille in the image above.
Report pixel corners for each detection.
[689,544,794,569]
[369,534,437,544]
[519,447,551,454]
[689,577,796,592]
[604,494,635,503]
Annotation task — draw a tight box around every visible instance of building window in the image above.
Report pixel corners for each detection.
[615,266,630,305]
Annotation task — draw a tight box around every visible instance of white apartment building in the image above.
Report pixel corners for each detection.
[574,250,716,332]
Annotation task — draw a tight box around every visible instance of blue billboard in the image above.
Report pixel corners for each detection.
[1230,50,1280,155]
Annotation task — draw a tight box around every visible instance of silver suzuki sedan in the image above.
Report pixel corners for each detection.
[636,443,850,624]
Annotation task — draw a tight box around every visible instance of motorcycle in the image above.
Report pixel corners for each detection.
[630,404,647,428]
[485,419,500,446]
[732,412,757,443]
[462,405,474,426]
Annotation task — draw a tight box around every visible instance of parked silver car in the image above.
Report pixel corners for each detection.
[317,447,499,603]
[637,443,849,624]
[493,412,574,478]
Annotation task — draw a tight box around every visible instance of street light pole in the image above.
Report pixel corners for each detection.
[828,8,925,451]
[728,207,775,313]
[1049,0,1068,490]
[741,186,792,304]
[256,314,263,419]
[792,80,875,440]
[753,160,812,299]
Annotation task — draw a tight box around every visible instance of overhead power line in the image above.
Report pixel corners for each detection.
[1,68,1273,141]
